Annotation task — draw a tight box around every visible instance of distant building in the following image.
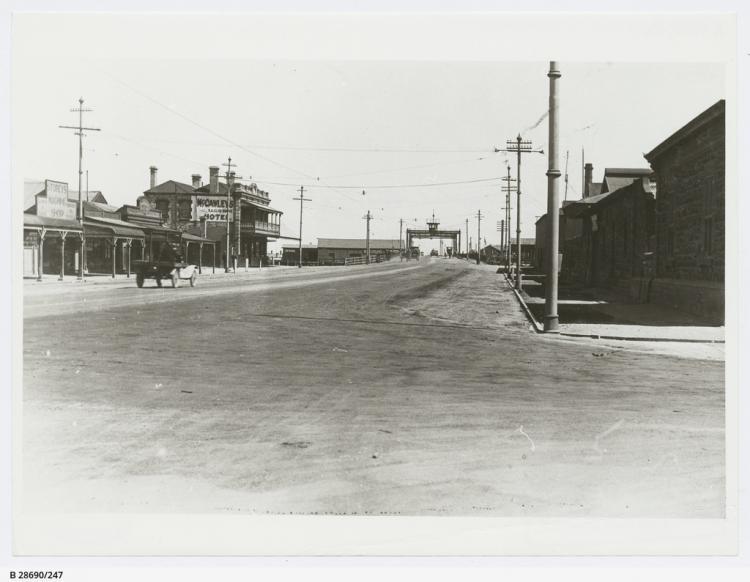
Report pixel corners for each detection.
[486,239,535,265]
[482,244,505,264]
[141,165,283,267]
[316,238,401,265]
[281,244,319,266]
[534,209,565,270]
[644,99,725,323]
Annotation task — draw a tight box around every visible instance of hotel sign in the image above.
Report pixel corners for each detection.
[37,180,77,221]
[194,196,234,222]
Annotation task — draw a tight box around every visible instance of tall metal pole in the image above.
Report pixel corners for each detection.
[544,61,562,332]
[293,186,311,268]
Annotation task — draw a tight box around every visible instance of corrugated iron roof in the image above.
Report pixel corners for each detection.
[317,238,401,250]
[282,243,318,249]
[84,217,146,238]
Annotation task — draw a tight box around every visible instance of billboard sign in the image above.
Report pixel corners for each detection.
[38,180,77,221]
[194,196,234,222]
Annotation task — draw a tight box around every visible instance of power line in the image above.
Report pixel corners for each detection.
[255,176,504,190]
[98,69,363,206]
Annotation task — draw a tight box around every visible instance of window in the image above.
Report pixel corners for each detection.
[179,200,192,220]
[155,199,169,222]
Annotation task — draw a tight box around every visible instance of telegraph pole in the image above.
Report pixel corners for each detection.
[221,157,240,272]
[465,218,469,259]
[501,165,516,272]
[498,219,505,257]
[496,137,543,290]
[293,186,312,268]
[59,97,100,281]
[364,210,373,264]
[399,218,404,253]
[544,61,562,332]
[475,210,482,265]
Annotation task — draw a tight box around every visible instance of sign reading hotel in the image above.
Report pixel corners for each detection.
[194,196,234,222]
[37,180,77,221]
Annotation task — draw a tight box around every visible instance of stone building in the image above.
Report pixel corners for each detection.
[643,99,725,323]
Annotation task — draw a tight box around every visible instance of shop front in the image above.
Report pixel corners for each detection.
[23,214,83,280]
[83,217,146,277]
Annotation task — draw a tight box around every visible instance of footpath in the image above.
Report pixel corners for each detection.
[22,262,399,298]
[505,274,724,344]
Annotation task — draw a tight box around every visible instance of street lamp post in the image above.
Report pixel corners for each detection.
[544,61,562,332]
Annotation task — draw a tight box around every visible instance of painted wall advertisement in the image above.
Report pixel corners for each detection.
[37,180,77,221]
[194,196,234,222]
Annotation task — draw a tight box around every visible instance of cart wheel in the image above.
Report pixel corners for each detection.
[136,274,144,288]
[171,273,179,288]
[190,272,197,287]
[156,277,162,287]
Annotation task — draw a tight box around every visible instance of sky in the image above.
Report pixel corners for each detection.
[12,15,727,254]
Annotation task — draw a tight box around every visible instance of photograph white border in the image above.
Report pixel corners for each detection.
[4,4,743,561]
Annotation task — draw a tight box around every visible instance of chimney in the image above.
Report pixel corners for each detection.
[209,166,219,194]
[191,174,201,189]
[584,163,593,198]
[149,166,158,189]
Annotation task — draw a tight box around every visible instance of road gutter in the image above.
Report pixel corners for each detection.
[501,273,724,344]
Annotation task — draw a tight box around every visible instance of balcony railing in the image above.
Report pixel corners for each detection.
[240,221,280,235]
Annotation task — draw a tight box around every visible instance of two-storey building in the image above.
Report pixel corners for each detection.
[142,165,283,268]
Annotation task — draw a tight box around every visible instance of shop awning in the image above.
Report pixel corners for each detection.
[84,217,146,239]
[24,213,82,232]
[181,232,219,244]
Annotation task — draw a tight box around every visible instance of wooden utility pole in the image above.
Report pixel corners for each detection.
[498,219,505,256]
[293,185,311,268]
[399,218,404,252]
[221,157,240,272]
[544,61,562,332]
[59,97,100,281]
[501,165,516,271]
[496,137,543,290]
[465,218,469,259]
[475,210,482,265]
[364,210,373,264]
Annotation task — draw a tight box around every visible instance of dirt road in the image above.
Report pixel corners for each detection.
[22,258,725,517]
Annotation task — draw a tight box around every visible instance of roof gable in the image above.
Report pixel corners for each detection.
[144,180,195,194]
[645,99,725,162]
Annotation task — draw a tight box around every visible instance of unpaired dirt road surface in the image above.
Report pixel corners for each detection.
[22,259,725,517]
